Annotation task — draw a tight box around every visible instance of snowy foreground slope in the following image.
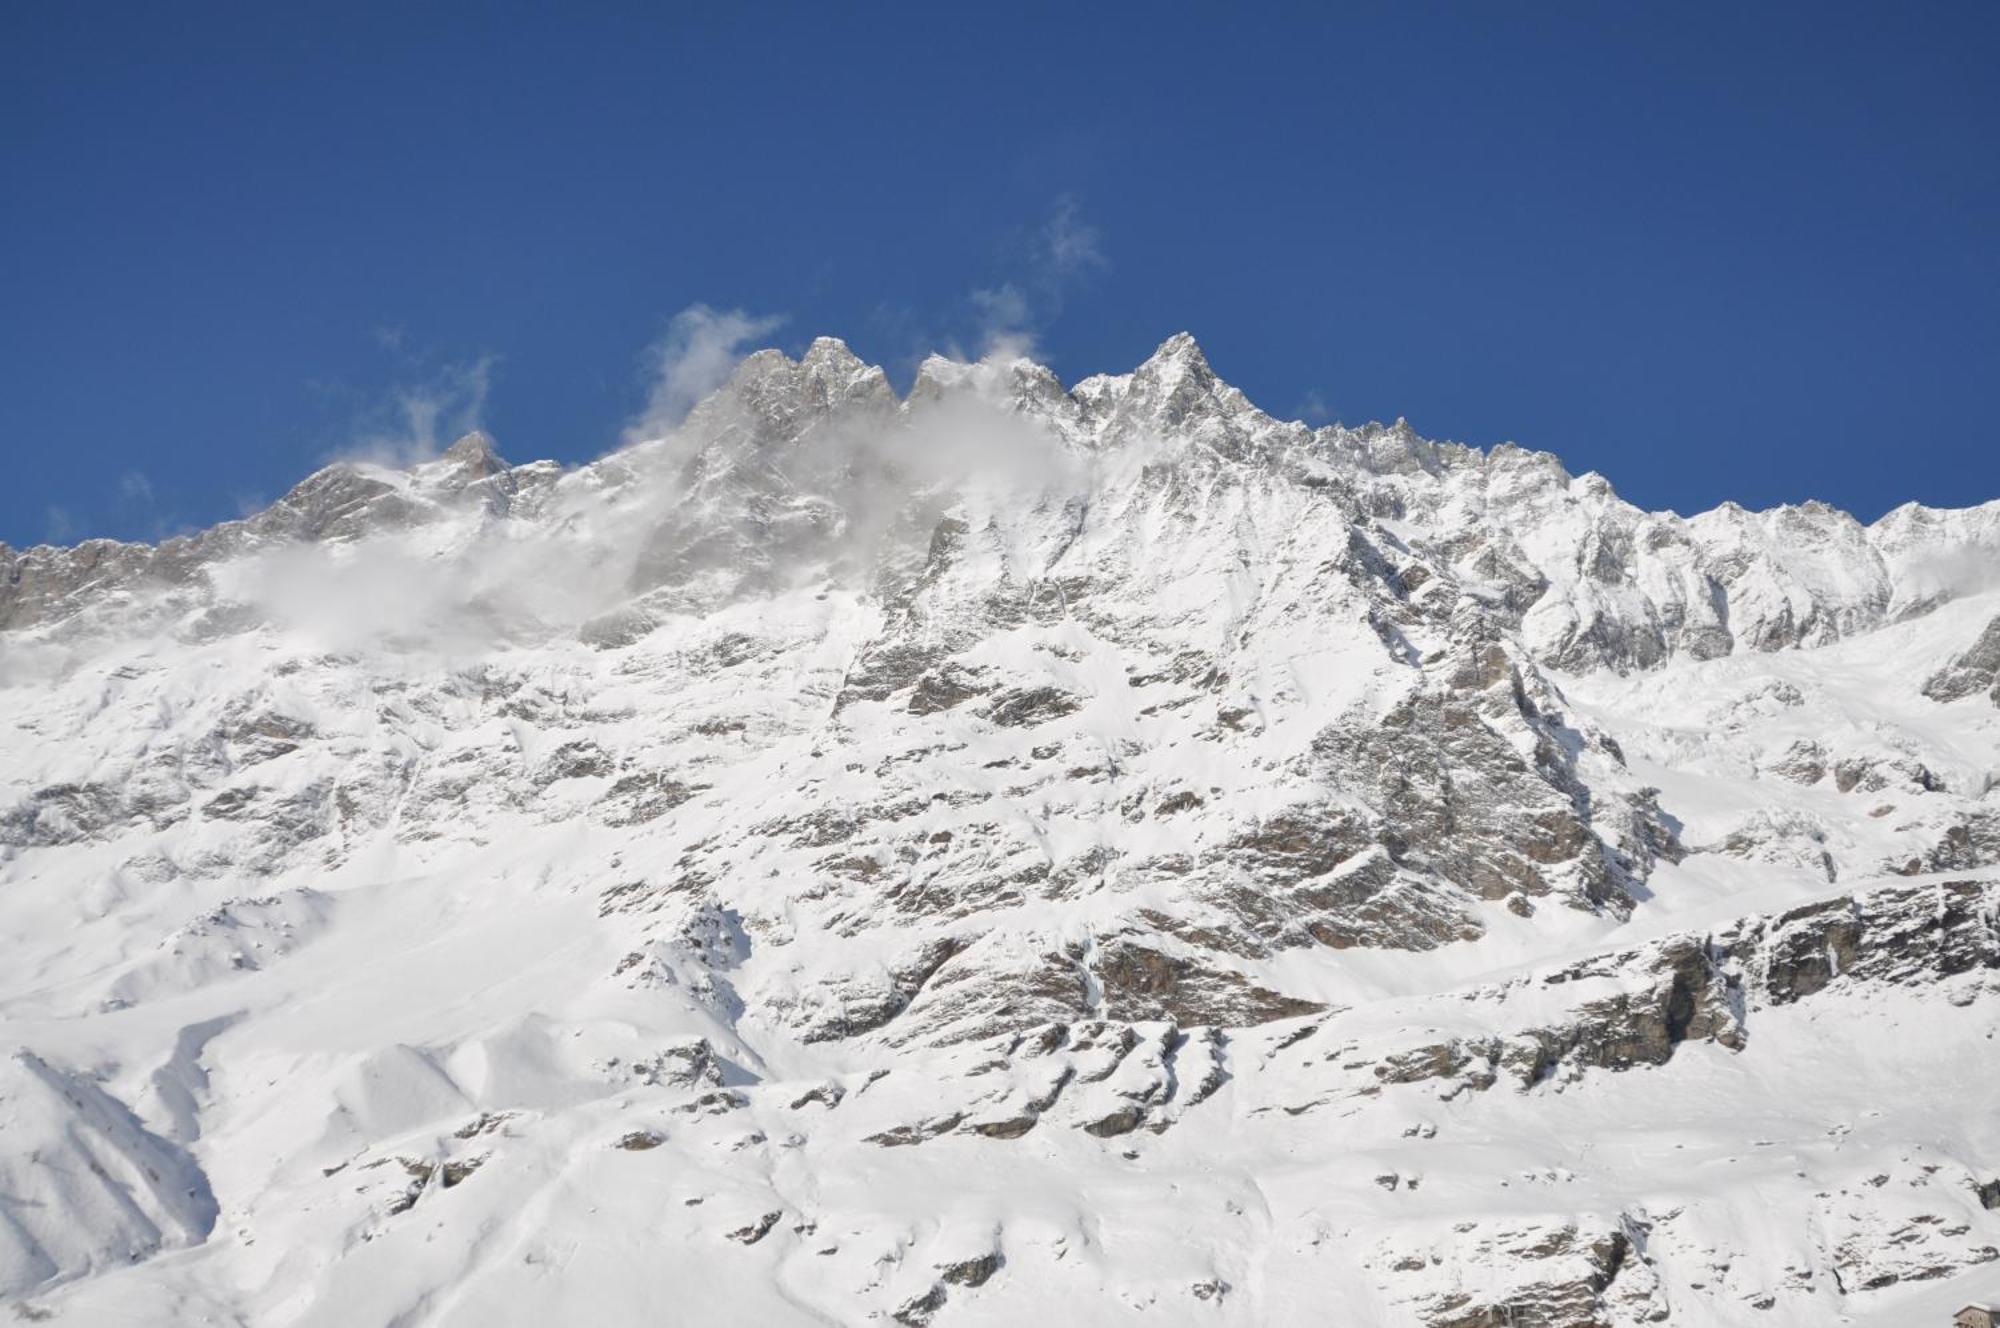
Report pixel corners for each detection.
[2,334,1998,1326]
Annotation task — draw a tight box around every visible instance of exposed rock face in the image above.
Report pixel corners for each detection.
[1283,879,1996,1105]
[1747,880,1998,996]
[1925,615,2000,704]
[3,333,1999,1324]
[1379,1215,1665,1327]
[1890,812,2000,877]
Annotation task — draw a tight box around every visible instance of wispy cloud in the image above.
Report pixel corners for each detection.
[626,305,787,442]
[1295,391,1336,427]
[336,354,498,469]
[117,470,156,506]
[28,472,176,548]
[968,284,1034,350]
[1043,194,1104,277]
[969,194,1108,358]
[113,468,186,541]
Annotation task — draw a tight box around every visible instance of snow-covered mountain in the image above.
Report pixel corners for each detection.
[3,333,1997,1326]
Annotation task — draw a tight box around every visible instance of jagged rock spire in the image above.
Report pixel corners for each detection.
[439,430,506,479]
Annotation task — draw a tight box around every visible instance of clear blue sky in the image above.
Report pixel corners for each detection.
[4,2,1996,545]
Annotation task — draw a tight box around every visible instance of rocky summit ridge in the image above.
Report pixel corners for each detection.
[1,334,1997,1325]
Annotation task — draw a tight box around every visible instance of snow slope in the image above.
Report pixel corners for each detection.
[2,334,1997,1325]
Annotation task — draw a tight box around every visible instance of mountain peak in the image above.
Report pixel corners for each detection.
[439,430,505,476]
[1142,331,1212,376]
[801,335,864,374]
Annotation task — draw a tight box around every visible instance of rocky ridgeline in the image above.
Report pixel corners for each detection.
[8,336,2000,662]
[1926,614,2000,705]
[749,876,1997,1142]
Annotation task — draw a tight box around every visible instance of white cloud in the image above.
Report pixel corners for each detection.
[627,305,787,443]
[334,355,498,469]
[969,284,1034,355]
[118,470,155,505]
[1043,195,1105,276]
[968,196,1108,357]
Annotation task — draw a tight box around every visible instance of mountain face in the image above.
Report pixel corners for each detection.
[3,334,1997,1326]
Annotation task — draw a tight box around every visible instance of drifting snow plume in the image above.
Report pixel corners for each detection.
[626,305,788,443]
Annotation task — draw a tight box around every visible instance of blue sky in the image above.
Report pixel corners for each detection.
[3,2,1996,545]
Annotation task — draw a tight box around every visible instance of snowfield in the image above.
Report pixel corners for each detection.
[2,334,1997,1325]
